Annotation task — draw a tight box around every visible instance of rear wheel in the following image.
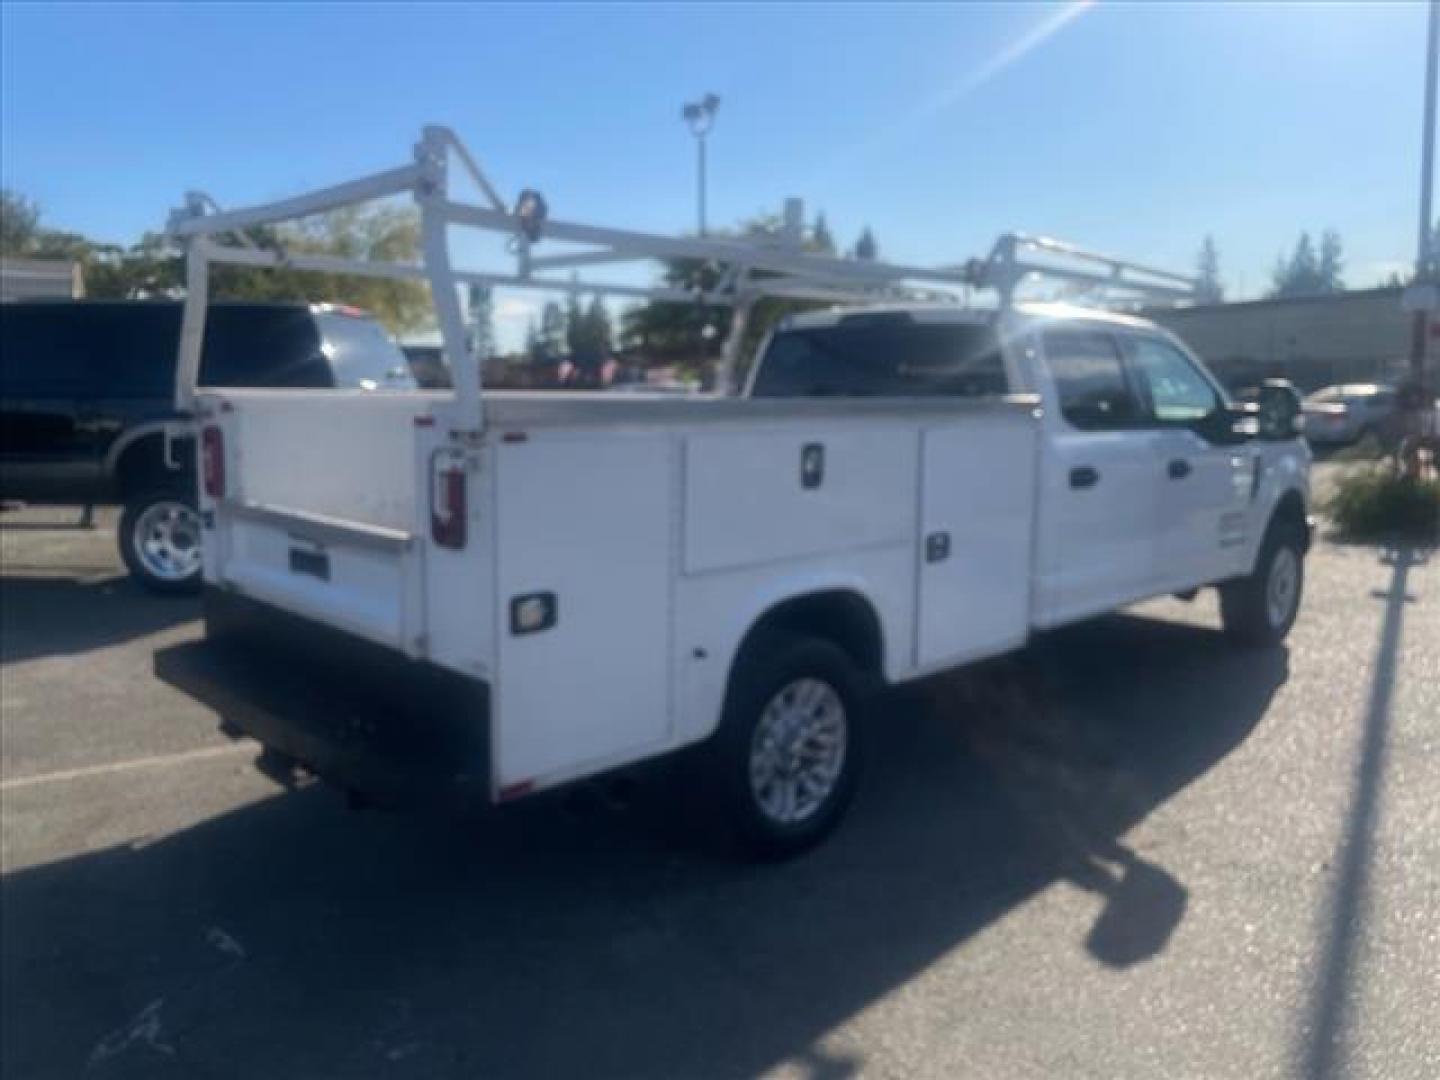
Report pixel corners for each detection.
[1219,524,1304,646]
[705,631,864,859]
[120,487,203,595]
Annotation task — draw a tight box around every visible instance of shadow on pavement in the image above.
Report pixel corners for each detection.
[0,574,196,666]
[1,613,1288,1080]
[1301,545,1426,1080]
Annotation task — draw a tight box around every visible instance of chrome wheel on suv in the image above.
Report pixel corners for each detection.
[120,489,204,595]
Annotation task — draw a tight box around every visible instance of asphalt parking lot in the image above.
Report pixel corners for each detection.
[1,501,1437,1080]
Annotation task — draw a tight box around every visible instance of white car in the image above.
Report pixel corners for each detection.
[1302,383,1398,445]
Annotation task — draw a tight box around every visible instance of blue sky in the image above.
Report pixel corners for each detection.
[1,1,1430,346]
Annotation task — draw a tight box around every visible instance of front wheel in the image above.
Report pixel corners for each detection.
[1219,526,1304,646]
[119,487,203,595]
[705,631,865,860]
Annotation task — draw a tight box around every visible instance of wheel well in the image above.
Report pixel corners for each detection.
[1270,489,1309,552]
[735,590,886,680]
[113,433,193,500]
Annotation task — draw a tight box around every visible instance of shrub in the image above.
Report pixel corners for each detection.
[1322,466,1440,542]
[1328,434,1386,463]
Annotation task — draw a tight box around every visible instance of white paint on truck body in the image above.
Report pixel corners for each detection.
[194,302,1310,801]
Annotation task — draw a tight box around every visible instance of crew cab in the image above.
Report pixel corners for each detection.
[0,300,414,592]
[162,128,1312,857]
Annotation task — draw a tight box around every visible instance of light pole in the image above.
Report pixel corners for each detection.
[682,93,720,236]
[1411,0,1438,378]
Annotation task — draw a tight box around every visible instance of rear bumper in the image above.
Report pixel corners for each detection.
[156,586,491,808]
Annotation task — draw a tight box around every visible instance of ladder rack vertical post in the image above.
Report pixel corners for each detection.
[717,293,758,397]
[417,126,483,434]
[174,226,211,414]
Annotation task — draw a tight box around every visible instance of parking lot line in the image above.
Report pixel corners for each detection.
[0,742,253,793]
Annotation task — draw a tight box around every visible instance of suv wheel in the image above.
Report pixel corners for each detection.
[120,487,203,595]
[706,631,864,859]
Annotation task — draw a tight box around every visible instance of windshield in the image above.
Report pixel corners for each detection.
[750,319,1006,398]
[314,313,416,391]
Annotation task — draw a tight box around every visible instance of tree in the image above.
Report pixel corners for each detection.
[621,212,839,385]
[620,213,787,360]
[564,287,585,357]
[812,212,836,255]
[1195,235,1223,303]
[1,187,429,331]
[582,294,613,357]
[853,226,878,261]
[213,205,431,331]
[1271,232,1318,298]
[467,284,495,360]
[1,189,41,254]
[1317,229,1344,294]
[539,300,567,358]
[1270,229,1344,299]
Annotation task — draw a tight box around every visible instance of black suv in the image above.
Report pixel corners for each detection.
[1,300,414,593]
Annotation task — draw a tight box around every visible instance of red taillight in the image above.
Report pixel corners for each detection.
[201,426,225,499]
[431,462,467,549]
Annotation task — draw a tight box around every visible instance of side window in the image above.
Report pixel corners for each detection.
[750,321,1007,398]
[201,308,330,388]
[78,305,179,398]
[0,306,90,395]
[1041,328,1140,430]
[1124,336,1220,423]
[314,313,415,390]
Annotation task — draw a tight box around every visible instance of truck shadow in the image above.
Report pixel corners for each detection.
[0,574,197,666]
[2,613,1287,1080]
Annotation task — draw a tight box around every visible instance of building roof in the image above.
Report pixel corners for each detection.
[1150,285,1404,318]
[0,257,85,301]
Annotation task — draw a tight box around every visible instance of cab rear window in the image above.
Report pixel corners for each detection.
[751,318,1006,398]
[314,314,415,391]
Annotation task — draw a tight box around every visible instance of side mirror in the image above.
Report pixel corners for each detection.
[1254,379,1303,441]
[1193,402,1256,446]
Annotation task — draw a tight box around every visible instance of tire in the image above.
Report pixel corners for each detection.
[704,630,865,860]
[1219,522,1305,647]
[119,486,204,595]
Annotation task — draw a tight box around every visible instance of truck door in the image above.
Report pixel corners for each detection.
[1121,333,1254,588]
[1032,326,1162,626]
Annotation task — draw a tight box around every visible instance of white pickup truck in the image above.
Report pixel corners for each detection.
[166,129,1311,857]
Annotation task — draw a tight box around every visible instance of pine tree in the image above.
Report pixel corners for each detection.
[853,226,878,261]
[467,284,495,359]
[583,294,613,356]
[1195,235,1223,303]
[1271,232,1317,298]
[812,212,836,255]
[1318,230,1344,294]
[1270,230,1345,298]
[539,300,566,358]
[564,288,585,356]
